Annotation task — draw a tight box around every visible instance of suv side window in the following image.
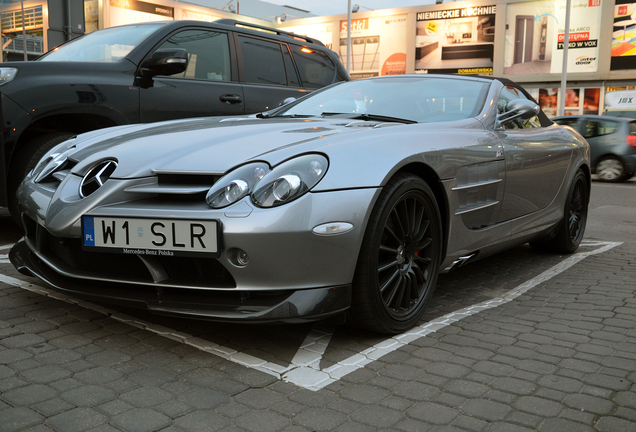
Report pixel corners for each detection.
[156,30,231,81]
[289,44,336,89]
[497,85,541,129]
[239,36,288,86]
[583,120,619,138]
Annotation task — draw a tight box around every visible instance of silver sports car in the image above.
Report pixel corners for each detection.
[10,75,590,334]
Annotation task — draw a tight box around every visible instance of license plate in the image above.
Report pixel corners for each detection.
[82,216,219,257]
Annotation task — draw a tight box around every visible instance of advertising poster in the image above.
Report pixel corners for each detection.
[504,0,602,75]
[538,88,558,117]
[611,0,636,70]
[109,0,173,26]
[583,88,600,114]
[338,15,408,80]
[414,5,496,75]
[280,22,334,50]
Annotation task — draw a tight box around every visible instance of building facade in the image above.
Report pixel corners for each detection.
[0,0,634,115]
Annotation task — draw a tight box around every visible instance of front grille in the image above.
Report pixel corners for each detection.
[47,237,152,281]
[28,222,236,289]
[124,172,222,204]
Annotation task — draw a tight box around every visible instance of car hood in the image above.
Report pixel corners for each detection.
[67,116,478,178]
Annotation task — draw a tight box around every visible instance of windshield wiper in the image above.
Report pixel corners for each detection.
[321,112,416,124]
[256,112,314,119]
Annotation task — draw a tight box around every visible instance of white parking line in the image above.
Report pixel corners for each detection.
[0,240,622,391]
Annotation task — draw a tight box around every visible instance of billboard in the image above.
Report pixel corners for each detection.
[504,0,602,75]
[339,15,408,79]
[611,1,636,70]
[415,5,496,75]
[109,0,174,27]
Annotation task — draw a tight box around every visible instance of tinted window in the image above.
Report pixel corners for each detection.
[497,85,541,129]
[290,44,336,89]
[553,118,579,127]
[239,37,287,86]
[155,30,231,81]
[581,120,620,138]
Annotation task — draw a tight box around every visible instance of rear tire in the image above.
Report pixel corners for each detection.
[348,174,442,334]
[7,132,75,226]
[530,169,589,254]
[596,156,627,182]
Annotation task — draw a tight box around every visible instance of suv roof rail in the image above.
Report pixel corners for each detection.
[215,19,325,46]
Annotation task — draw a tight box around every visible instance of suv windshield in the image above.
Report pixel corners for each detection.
[39,24,165,62]
[274,77,490,123]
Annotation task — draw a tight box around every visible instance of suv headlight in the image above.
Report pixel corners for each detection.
[252,154,328,208]
[0,67,18,85]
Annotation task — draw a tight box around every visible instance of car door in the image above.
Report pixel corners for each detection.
[495,85,573,222]
[139,28,245,123]
[236,35,310,113]
[579,118,621,167]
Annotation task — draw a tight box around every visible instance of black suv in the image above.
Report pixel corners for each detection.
[0,19,348,222]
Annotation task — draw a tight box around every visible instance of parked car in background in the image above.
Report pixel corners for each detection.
[10,75,590,334]
[0,19,348,224]
[553,115,636,182]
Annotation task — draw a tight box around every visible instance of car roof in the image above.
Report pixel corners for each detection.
[119,19,326,47]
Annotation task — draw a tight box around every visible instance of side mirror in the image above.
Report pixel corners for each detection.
[139,48,188,77]
[497,99,540,127]
[281,97,296,106]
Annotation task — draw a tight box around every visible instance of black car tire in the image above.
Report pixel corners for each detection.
[348,174,442,335]
[596,156,627,182]
[7,132,75,227]
[530,169,589,254]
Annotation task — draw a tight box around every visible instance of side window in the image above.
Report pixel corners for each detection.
[497,85,541,129]
[582,120,598,138]
[239,36,287,86]
[597,120,620,136]
[289,44,336,89]
[155,30,231,81]
[553,118,579,128]
[583,120,619,138]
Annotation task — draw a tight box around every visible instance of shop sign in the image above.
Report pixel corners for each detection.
[414,5,496,75]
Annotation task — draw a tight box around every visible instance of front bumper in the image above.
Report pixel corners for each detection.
[10,237,351,323]
[13,174,379,322]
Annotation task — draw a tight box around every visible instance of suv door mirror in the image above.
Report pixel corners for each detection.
[140,48,188,77]
[497,99,540,126]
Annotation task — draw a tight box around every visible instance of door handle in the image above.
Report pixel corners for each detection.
[220,94,242,104]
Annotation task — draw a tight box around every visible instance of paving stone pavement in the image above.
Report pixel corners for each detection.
[0,241,635,431]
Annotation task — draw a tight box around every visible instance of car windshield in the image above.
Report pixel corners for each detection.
[273,77,490,123]
[39,24,165,62]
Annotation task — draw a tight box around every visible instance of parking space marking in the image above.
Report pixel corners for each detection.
[0,240,621,391]
[283,240,622,390]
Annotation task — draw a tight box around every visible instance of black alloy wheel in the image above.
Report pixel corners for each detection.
[530,169,589,254]
[349,174,442,334]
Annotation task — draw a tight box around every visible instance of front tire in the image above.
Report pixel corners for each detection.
[348,174,442,334]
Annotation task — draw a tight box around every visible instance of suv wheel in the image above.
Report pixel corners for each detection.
[7,132,75,227]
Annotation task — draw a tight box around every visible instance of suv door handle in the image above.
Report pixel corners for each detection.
[220,94,242,104]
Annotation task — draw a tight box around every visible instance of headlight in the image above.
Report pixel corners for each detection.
[0,67,18,84]
[252,154,328,208]
[31,140,77,183]
[206,162,269,209]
